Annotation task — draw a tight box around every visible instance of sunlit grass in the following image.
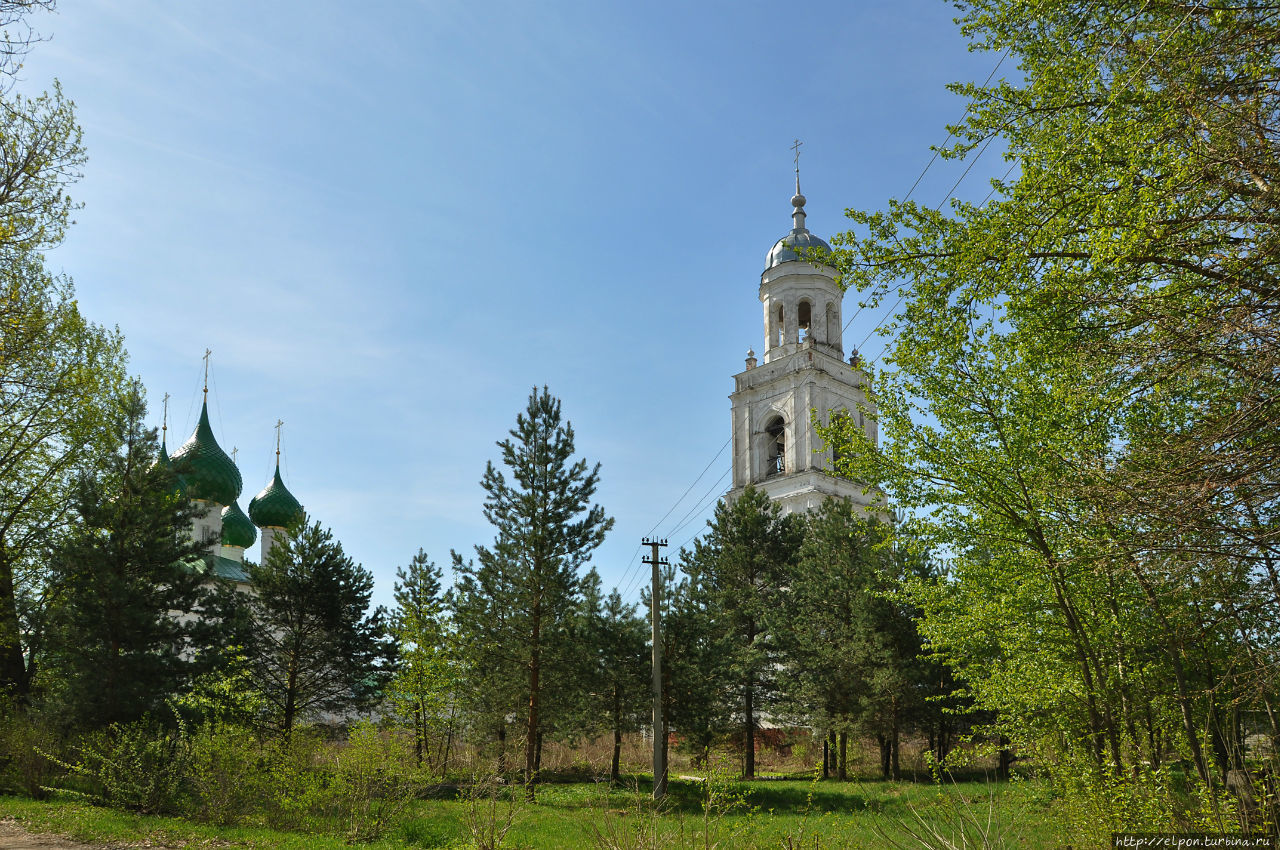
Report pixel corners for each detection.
[1,773,1066,849]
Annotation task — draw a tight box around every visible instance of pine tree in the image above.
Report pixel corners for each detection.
[389,548,455,769]
[40,386,213,728]
[656,560,731,771]
[582,576,648,783]
[683,486,800,779]
[779,501,926,780]
[452,386,613,798]
[246,518,394,737]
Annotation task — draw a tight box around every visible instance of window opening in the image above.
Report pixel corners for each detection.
[765,417,785,477]
[798,301,811,340]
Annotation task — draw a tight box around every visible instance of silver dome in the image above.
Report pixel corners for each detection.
[766,229,832,269]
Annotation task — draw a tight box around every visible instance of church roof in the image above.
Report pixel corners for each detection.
[766,229,833,269]
[210,554,249,583]
[169,401,242,507]
[249,463,304,529]
[221,500,257,549]
[765,189,832,270]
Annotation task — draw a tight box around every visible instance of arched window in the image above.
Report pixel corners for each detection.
[775,304,785,348]
[798,300,812,340]
[764,416,785,477]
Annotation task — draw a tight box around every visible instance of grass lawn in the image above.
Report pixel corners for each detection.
[0,774,1070,849]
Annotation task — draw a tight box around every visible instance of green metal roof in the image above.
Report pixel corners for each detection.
[249,463,303,529]
[210,554,249,583]
[221,501,257,549]
[169,401,242,507]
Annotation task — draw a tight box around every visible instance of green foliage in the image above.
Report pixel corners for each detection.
[0,259,128,700]
[819,0,1280,823]
[61,716,192,814]
[246,517,394,737]
[657,561,731,766]
[778,503,939,780]
[39,385,216,729]
[451,386,614,794]
[581,576,649,782]
[324,722,421,841]
[185,723,272,826]
[678,486,800,778]
[389,549,456,771]
[173,648,266,729]
[0,1,116,702]
[0,702,63,798]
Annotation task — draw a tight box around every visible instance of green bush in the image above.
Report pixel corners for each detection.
[66,719,191,814]
[0,708,65,799]
[186,723,274,825]
[324,722,422,841]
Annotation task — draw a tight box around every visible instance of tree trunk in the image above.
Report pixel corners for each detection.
[0,550,30,700]
[891,706,901,781]
[497,725,507,775]
[611,726,622,784]
[839,731,848,782]
[822,734,830,780]
[441,703,456,774]
[415,701,425,767]
[879,734,890,779]
[524,600,542,799]
[997,735,1012,781]
[744,681,755,779]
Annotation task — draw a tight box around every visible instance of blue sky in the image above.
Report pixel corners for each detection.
[19,0,1006,609]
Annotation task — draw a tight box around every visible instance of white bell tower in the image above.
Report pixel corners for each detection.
[727,165,881,515]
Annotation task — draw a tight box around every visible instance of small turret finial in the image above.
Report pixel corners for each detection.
[275,419,284,463]
[202,349,212,400]
[231,446,238,465]
[161,392,170,442]
[789,139,807,232]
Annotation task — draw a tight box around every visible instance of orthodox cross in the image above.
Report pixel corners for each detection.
[791,138,803,180]
[161,392,170,442]
[275,419,284,461]
[231,446,238,465]
[202,348,212,397]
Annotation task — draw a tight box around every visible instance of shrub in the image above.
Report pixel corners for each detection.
[64,719,191,814]
[324,722,421,841]
[0,708,65,799]
[186,723,274,825]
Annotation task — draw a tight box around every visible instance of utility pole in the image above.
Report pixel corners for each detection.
[642,537,668,801]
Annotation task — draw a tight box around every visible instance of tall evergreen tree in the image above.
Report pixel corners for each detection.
[657,559,731,771]
[40,385,214,728]
[581,575,649,783]
[246,518,393,737]
[683,486,800,779]
[452,386,613,798]
[778,502,933,781]
[389,548,456,770]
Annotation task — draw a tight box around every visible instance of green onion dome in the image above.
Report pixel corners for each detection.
[221,501,257,549]
[249,463,303,529]
[155,439,187,498]
[169,401,242,507]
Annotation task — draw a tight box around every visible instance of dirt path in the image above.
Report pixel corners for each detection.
[0,821,118,850]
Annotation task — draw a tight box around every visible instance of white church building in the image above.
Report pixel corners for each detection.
[726,179,881,515]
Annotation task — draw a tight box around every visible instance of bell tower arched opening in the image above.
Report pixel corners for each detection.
[763,416,785,478]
